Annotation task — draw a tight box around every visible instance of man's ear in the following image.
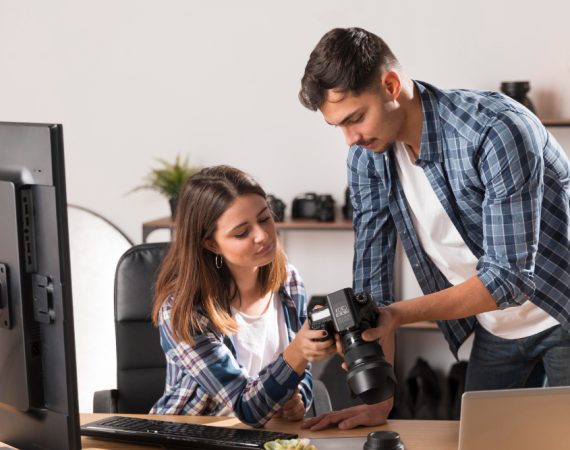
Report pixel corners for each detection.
[381,70,402,100]
[203,238,218,254]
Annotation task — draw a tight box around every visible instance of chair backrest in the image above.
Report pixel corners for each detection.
[114,242,168,413]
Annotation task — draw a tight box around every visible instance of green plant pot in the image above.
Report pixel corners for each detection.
[169,197,178,220]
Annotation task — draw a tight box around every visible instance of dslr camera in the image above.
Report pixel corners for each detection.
[308,288,396,404]
[292,192,336,222]
[267,194,286,222]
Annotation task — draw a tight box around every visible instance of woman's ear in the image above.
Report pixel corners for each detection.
[203,238,218,254]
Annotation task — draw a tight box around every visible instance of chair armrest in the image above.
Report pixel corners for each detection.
[308,379,332,417]
[93,389,119,413]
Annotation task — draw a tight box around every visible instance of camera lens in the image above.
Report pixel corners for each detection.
[342,331,396,404]
[364,431,404,450]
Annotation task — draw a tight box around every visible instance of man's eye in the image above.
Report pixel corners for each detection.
[350,115,363,124]
[259,216,271,223]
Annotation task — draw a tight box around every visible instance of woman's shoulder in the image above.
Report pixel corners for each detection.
[280,263,306,307]
[283,263,304,289]
[157,295,215,336]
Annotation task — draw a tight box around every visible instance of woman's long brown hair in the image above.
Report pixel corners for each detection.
[152,165,287,344]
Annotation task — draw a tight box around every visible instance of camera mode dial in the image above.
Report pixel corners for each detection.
[354,293,370,304]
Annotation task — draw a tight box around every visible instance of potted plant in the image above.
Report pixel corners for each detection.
[132,154,201,219]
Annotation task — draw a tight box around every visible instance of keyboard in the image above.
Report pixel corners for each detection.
[81,415,298,449]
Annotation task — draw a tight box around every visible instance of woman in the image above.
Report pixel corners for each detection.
[150,165,336,427]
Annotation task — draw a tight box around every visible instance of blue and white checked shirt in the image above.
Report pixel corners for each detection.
[349,80,570,356]
[150,264,312,427]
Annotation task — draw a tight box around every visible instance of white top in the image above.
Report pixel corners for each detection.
[230,291,289,376]
[393,141,558,339]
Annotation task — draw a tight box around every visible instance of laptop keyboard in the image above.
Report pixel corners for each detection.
[81,415,298,449]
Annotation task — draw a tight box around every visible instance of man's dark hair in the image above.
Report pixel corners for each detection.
[299,27,400,111]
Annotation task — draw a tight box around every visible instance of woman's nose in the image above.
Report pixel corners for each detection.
[253,225,269,243]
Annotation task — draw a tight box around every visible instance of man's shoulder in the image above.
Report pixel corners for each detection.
[416,80,536,141]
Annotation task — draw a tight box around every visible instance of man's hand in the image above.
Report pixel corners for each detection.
[336,304,399,370]
[361,304,400,346]
[301,398,393,430]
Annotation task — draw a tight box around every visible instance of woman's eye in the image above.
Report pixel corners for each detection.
[350,115,363,124]
[259,216,271,223]
[234,230,248,238]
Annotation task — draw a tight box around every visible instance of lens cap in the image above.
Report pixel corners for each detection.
[363,431,404,450]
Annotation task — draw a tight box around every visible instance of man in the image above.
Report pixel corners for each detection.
[299,27,570,430]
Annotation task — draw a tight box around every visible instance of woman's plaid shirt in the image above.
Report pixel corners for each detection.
[150,264,312,427]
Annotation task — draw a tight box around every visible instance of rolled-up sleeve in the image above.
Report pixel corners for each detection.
[476,111,545,308]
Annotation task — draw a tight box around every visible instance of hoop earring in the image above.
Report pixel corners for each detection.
[215,254,223,269]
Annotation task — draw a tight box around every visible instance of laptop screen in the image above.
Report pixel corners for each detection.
[459,386,570,450]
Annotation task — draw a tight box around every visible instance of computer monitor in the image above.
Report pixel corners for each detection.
[0,122,81,449]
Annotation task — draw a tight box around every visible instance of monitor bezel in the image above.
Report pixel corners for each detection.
[0,122,81,449]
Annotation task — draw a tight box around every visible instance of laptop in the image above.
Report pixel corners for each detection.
[458,386,570,450]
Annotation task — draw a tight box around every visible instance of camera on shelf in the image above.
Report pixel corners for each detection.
[307,288,396,404]
[267,194,286,222]
[292,192,336,222]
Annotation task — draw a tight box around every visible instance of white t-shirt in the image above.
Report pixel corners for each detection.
[230,291,289,377]
[393,141,558,339]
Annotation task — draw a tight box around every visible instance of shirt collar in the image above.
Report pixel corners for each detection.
[415,80,444,163]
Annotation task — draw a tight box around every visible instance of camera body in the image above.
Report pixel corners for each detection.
[292,192,336,222]
[316,194,335,222]
[292,192,318,219]
[308,289,377,338]
[267,194,286,222]
[308,288,396,404]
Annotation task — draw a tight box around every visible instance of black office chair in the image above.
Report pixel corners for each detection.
[93,242,332,416]
[93,242,168,413]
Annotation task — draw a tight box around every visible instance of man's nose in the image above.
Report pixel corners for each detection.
[343,126,360,147]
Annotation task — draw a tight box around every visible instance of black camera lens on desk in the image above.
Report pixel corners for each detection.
[364,431,405,450]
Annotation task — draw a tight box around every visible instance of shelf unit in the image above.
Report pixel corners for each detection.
[142,216,353,243]
[541,118,570,127]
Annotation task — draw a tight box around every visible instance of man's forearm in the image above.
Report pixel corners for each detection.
[390,275,498,326]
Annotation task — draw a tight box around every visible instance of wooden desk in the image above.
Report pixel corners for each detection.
[79,413,459,450]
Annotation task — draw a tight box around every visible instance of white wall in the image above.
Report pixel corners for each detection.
[1,0,570,412]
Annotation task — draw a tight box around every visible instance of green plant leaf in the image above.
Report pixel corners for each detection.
[129,154,201,199]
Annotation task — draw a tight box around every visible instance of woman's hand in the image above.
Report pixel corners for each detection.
[283,321,336,374]
[274,389,305,421]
